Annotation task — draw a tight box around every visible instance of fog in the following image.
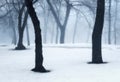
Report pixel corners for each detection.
[0,0,120,45]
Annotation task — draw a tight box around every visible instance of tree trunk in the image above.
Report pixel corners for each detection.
[55,25,59,44]
[15,19,26,49]
[9,15,17,45]
[25,0,49,72]
[60,27,65,43]
[73,12,79,43]
[12,26,17,45]
[15,28,26,50]
[108,0,112,44]
[26,23,30,46]
[91,0,105,63]
[15,5,26,50]
[114,0,118,45]
[43,9,49,44]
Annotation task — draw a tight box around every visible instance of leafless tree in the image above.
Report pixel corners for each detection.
[25,0,49,72]
[91,0,105,63]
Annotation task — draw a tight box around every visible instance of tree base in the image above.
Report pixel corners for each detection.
[31,67,50,73]
[87,61,108,64]
[15,45,26,50]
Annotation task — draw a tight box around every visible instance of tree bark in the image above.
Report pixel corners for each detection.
[91,0,105,63]
[25,0,49,72]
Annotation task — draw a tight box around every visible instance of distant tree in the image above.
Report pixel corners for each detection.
[91,0,105,63]
[25,0,49,72]
[108,0,112,44]
[113,0,118,44]
[46,0,72,43]
[14,1,28,50]
[38,0,50,43]
[0,0,18,45]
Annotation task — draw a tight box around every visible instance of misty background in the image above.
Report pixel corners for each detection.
[0,0,119,45]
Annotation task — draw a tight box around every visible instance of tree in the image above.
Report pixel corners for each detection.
[15,0,39,50]
[14,2,28,50]
[113,0,118,44]
[47,0,72,43]
[108,0,112,44]
[0,0,17,45]
[25,0,49,72]
[91,0,105,63]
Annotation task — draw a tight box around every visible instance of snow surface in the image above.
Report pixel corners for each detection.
[0,44,120,82]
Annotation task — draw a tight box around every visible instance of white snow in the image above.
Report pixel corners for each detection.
[0,44,120,82]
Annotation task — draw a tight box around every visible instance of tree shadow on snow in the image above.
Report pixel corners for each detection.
[87,62,108,64]
[9,48,32,51]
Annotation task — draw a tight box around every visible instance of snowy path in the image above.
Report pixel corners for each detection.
[0,44,120,82]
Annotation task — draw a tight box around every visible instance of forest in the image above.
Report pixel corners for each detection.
[0,0,119,45]
[0,0,120,82]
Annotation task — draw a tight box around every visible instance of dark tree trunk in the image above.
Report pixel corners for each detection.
[91,0,105,63]
[15,5,26,50]
[25,0,49,72]
[15,11,28,49]
[15,28,26,50]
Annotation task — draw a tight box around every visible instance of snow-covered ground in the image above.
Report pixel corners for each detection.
[0,44,120,82]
